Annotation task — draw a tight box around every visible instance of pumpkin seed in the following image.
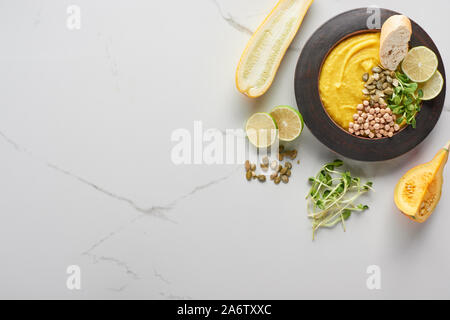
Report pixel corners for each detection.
[245,160,251,172]
[384,88,393,95]
[250,164,256,171]
[362,73,369,82]
[277,165,283,173]
[274,177,281,185]
[280,167,288,175]
[258,175,266,182]
[289,150,297,160]
[281,175,289,184]
[246,170,252,181]
[372,66,382,73]
[286,169,292,177]
[270,173,278,181]
[285,162,292,169]
[270,160,278,171]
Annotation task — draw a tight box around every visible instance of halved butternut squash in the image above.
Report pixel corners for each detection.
[394,141,449,223]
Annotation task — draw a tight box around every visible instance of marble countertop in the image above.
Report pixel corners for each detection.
[1,0,449,299]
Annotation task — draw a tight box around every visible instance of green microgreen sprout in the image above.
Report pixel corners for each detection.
[388,71,423,129]
[306,160,374,240]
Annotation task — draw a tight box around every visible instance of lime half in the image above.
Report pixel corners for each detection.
[270,106,303,142]
[245,113,278,148]
[419,71,444,100]
[402,46,438,83]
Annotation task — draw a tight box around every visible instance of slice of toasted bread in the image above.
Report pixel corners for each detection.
[380,15,412,71]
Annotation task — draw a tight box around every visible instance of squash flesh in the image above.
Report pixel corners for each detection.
[394,143,449,223]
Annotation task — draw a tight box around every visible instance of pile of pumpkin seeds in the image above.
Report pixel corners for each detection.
[245,146,298,185]
[362,66,398,106]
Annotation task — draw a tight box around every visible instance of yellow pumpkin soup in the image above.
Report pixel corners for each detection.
[319,32,381,129]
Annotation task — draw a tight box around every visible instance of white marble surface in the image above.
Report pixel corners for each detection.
[0,0,449,299]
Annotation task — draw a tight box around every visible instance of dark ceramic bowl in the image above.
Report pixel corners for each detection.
[294,8,446,161]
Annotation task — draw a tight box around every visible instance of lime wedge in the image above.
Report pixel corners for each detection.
[245,113,278,148]
[419,70,444,100]
[402,46,438,83]
[270,106,304,141]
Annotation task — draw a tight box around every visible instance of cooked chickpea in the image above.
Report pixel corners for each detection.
[349,122,354,128]
[357,104,364,111]
[353,124,360,131]
[363,100,369,106]
[369,132,375,139]
[376,133,382,138]
[363,123,369,130]
[380,118,386,124]
[394,124,400,131]
[385,125,391,131]
[375,107,380,113]
[349,128,354,134]
[358,117,364,124]
[364,129,371,136]
[353,114,359,121]
[388,132,393,138]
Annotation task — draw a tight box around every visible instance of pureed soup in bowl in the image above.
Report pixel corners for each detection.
[319,32,380,130]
